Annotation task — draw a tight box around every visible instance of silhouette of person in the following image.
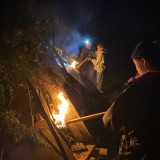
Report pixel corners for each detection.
[103,40,160,159]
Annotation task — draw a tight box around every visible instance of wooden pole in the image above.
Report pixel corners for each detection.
[75,58,88,70]
[66,112,106,124]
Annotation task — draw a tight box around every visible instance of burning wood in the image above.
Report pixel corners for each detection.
[50,92,89,153]
[70,60,78,69]
[71,142,87,152]
[52,92,69,128]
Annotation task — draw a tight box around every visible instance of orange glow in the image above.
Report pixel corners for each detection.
[71,60,78,69]
[53,92,69,128]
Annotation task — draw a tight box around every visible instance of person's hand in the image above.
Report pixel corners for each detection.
[87,57,92,61]
[75,64,80,70]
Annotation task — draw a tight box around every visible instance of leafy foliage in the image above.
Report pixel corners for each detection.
[0,0,65,107]
[0,0,66,152]
[118,126,141,159]
[0,107,51,149]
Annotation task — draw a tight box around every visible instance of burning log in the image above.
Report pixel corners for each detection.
[48,92,90,153]
[66,112,106,124]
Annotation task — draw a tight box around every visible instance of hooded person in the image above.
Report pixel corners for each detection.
[102,40,160,159]
[76,41,96,87]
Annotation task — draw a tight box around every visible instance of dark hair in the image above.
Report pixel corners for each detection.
[97,43,104,47]
[132,40,160,67]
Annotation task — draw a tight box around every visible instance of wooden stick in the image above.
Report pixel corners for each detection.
[75,57,88,70]
[0,148,3,160]
[66,112,106,124]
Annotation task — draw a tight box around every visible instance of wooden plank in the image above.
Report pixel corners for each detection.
[34,119,76,160]
[44,85,92,142]
[73,144,96,160]
[33,71,92,142]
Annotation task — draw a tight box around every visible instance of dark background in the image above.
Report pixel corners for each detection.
[1,0,160,90]
[44,0,160,90]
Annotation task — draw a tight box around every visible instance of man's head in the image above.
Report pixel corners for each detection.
[97,43,104,52]
[86,42,92,49]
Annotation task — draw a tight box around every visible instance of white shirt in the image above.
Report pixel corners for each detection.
[91,51,105,72]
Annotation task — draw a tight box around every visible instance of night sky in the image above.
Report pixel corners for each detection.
[1,0,160,90]
[48,0,160,89]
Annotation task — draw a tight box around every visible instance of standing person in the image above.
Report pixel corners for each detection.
[76,41,96,86]
[78,41,94,65]
[88,43,105,93]
[102,40,160,159]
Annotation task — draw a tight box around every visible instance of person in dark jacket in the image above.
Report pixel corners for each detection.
[103,40,160,160]
[77,41,96,87]
[78,41,94,65]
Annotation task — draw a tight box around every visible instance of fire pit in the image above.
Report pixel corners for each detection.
[47,91,98,159]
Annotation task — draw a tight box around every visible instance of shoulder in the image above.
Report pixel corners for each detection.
[102,50,107,57]
[111,84,137,112]
[81,48,86,52]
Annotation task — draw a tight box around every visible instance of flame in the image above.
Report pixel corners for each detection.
[71,60,78,69]
[53,92,69,128]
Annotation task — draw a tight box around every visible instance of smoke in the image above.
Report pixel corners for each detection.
[54,27,87,58]
[33,0,99,58]
[51,1,99,58]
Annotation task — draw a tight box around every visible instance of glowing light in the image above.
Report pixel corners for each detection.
[71,60,78,69]
[53,92,69,128]
[85,40,89,44]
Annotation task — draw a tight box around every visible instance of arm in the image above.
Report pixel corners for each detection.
[91,52,103,65]
[102,103,114,128]
[75,57,88,70]
[78,49,86,63]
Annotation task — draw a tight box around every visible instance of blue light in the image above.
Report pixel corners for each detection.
[85,40,89,44]
[55,57,68,68]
